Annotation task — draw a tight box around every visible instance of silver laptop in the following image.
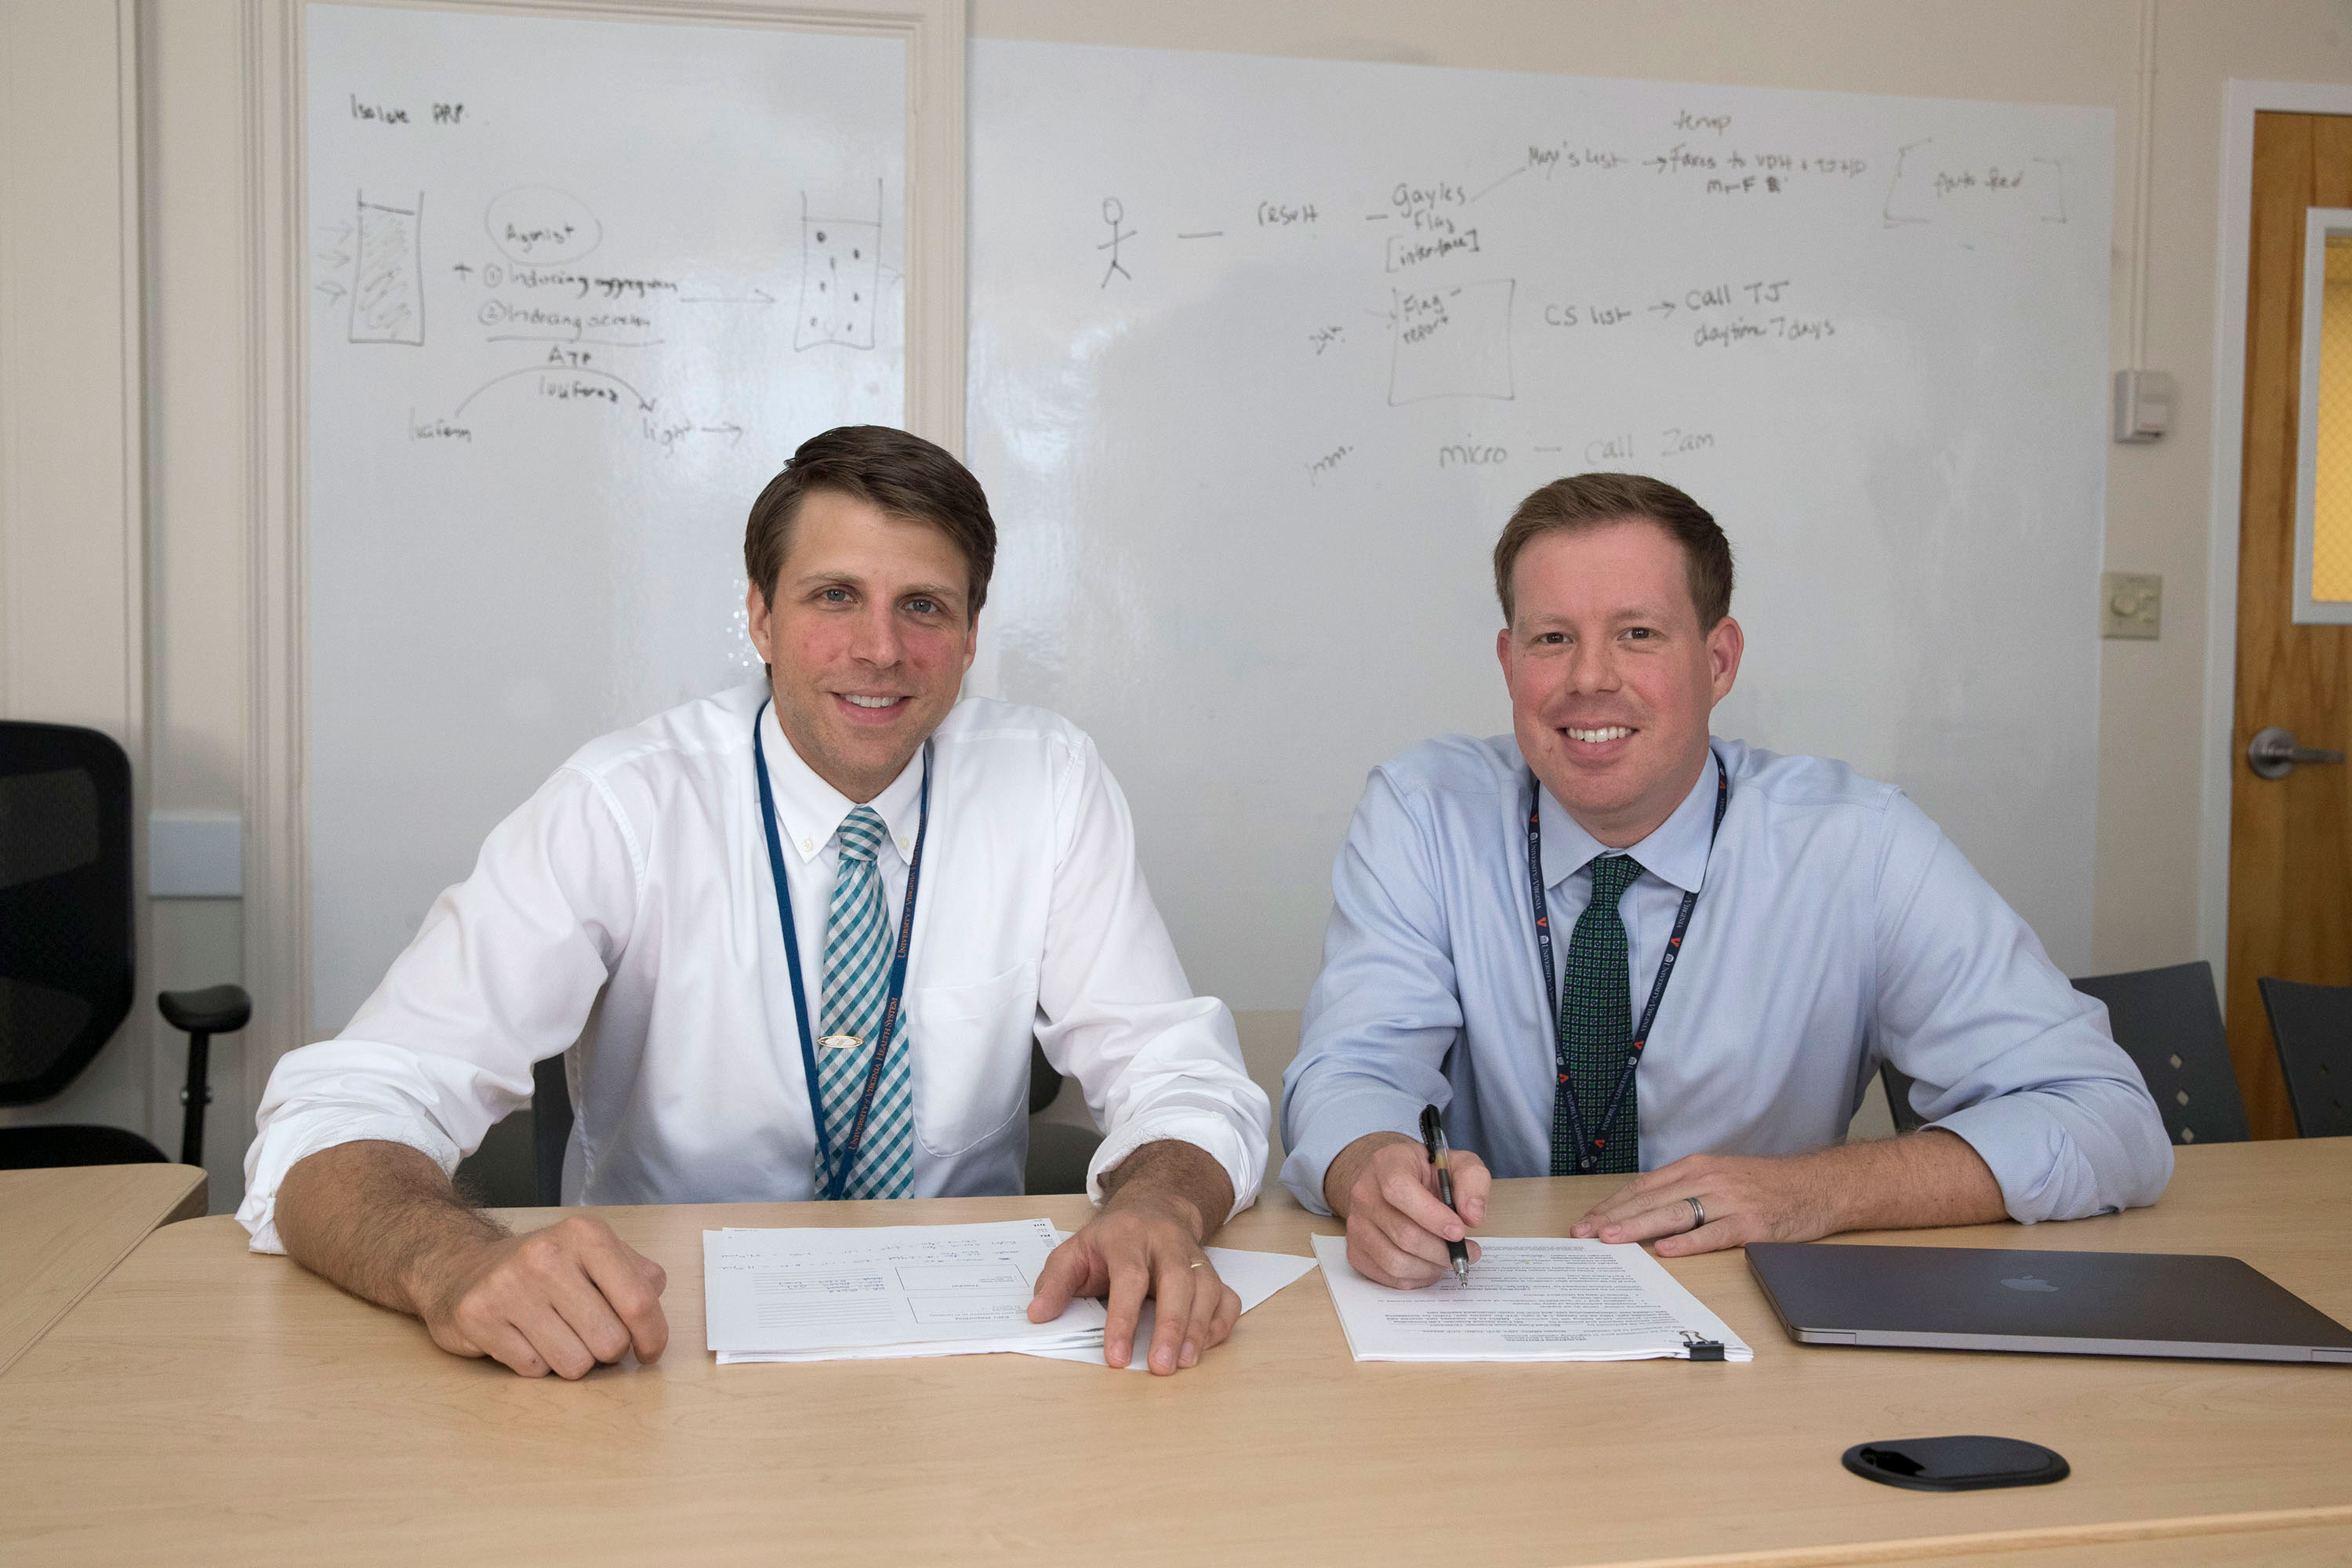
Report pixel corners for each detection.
[1747,1243,2352,1363]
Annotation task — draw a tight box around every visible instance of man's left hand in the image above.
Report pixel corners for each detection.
[1570,1152,1843,1257]
[1025,1140,1241,1374]
[1570,1133,2006,1256]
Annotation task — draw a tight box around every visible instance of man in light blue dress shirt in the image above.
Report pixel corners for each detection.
[1283,473,2172,1289]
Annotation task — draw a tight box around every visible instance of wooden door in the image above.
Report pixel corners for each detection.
[2227,111,2352,1140]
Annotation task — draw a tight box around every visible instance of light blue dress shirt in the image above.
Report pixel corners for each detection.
[1281,734,2173,1222]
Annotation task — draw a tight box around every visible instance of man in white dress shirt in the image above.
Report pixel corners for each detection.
[243,426,1270,1378]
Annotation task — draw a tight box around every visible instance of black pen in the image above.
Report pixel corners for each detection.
[1418,1104,1472,1285]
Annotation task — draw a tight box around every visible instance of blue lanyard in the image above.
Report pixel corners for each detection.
[1526,751,1728,1172]
[752,699,930,1200]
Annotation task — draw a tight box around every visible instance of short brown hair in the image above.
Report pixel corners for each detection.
[743,426,997,616]
[1492,473,1733,628]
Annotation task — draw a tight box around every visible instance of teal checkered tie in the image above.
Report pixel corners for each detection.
[1552,853,1642,1176]
[814,806,915,1198]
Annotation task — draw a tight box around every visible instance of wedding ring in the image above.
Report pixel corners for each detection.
[1686,1196,1707,1229]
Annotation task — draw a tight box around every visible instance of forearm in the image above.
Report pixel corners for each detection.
[1098,1139,1236,1243]
[275,1140,505,1316]
[1808,1129,2005,1233]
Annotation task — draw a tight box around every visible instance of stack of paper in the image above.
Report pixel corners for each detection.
[1312,1233,1753,1363]
[706,1218,1105,1364]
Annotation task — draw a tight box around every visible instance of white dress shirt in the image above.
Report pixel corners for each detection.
[240,683,1269,1250]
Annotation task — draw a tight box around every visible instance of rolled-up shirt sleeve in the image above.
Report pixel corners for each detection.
[1871,796,2172,1222]
[237,767,639,1253]
[1280,768,1462,1215]
[1035,733,1271,1220]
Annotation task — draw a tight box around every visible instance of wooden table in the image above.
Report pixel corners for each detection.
[0,1163,205,1377]
[2,1141,2347,1566]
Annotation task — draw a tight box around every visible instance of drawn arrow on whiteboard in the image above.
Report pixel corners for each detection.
[314,281,347,303]
[453,364,656,416]
[696,423,744,445]
[679,289,775,305]
[1647,300,1678,317]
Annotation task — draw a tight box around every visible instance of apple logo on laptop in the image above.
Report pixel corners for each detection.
[2002,1275,2060,1292]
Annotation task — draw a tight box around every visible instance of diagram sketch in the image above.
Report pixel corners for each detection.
[795,184,884,350]
[483,186,602,263]
[1099,198,1134,287]
[350,193,426,345]
[1389,279,1515,405]
[1882,140,2067,227]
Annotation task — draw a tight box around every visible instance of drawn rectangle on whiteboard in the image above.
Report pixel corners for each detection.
[1390,278,1514,405]
[797,200,883,350]
[350,193,424,344]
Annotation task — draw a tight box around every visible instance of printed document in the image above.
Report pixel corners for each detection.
[1312,1233,1752,1363]
[706,1218,1105,1363]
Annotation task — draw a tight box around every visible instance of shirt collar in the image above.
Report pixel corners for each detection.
[1537,746,1721,897]
[759,702,925,866]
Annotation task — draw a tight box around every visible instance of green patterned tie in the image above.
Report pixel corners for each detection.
[814,806,915,1198]
[1552,853,1643,1176]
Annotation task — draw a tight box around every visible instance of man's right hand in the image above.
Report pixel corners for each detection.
[275,1140,670,1381]
[1324,1131,1490,1289]
[412,1214,670,1379]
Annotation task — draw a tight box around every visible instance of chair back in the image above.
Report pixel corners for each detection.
[532,1055,574,1205]
[2071,961,2249,1146]
[0,722,133,1106]
[2256,978,2352,1139]
[1876,1062,1927,1134]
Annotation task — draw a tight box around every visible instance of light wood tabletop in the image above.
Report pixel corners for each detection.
[1,1139,2347,1566]
[0,1162,206,1377]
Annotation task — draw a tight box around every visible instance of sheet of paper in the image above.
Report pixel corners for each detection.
[705,1218,1106,1362]
[1312,1233,1752,1363]
[1014,1236,1318,1370]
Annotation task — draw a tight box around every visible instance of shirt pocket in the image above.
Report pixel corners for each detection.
[906,960,1040,1158]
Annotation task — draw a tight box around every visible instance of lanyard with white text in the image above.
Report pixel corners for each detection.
[753,699,930,1200]
[1527,750,1727,1172]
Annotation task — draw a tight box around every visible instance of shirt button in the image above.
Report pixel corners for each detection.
[800,837,814,851]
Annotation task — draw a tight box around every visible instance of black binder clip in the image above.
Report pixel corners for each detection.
[1679,1330,1726,1362]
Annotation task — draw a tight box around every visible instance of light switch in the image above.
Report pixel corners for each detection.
[2101,572,2161,640]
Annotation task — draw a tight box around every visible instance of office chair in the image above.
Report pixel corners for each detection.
[1875,962,2248,1148]
[0,720,251,1171]
[455,1047,1104,1205]
[1025,1040,1104,1196]
[448,1055,570,1207]
[2070,962,2249,1146]
[2255,978,2352,1139]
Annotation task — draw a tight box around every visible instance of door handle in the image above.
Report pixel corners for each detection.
[2247,726,2347,779]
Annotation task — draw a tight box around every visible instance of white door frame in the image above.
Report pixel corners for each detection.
[2198,80,2352,993]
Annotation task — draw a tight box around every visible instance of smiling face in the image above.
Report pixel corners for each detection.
[1496,517,1744,848]
[746,487,978,802]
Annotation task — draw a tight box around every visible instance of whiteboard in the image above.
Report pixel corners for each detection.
[969,42,2111,1010]
[305,3,904,1030]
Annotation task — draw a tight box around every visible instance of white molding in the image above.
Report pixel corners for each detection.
[2292,207,2352,626]
[241,0,960,1095]
[2199,81,2352,996]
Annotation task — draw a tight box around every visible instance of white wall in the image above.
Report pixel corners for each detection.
[13,0,2352,1208]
